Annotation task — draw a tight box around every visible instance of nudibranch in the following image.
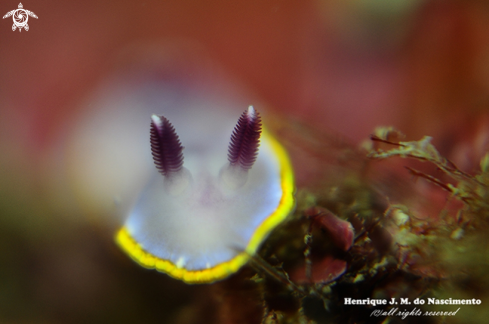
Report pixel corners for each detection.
[116,106,295,283]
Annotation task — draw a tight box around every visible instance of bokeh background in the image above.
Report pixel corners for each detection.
[1,0,489,323]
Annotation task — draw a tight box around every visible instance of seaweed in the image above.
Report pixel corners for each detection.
[213,126,489,324]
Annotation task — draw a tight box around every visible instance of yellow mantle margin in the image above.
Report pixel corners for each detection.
[115,131,295,284]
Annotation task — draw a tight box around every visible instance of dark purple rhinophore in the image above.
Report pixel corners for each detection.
[150,115,184,177]
[228,106,262,170]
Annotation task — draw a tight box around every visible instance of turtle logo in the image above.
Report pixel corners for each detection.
[3,3,38,32]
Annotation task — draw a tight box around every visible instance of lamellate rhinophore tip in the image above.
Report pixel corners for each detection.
[227,106,262,171]
[150,114,184,177]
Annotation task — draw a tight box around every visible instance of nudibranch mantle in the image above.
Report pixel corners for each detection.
[116,106,294,284]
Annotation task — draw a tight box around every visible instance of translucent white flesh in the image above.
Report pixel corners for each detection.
[127,133,282,270]
[69,76,283,270]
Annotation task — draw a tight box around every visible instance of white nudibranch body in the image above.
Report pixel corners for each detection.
[116,105,295,284]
